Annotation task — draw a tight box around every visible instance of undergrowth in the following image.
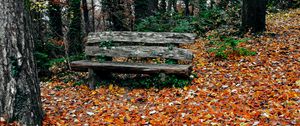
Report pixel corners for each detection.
[208,36,256,59]
[95,74,192,89]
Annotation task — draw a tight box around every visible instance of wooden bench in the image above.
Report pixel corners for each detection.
[71,31,196,89]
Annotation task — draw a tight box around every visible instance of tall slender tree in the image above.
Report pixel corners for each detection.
[160,0,167,12]
[134,0,158,24]
[67,0,83,55]
[183,0,190,16]
[102,0,128,31]
[172,0,178,12]
[150,0,159,17]
[0,0,44,125]
[241,0,267,33]
[82,0,90,34]
[91,0,95,32]
[167,0,177,12]
[49,0,63,40]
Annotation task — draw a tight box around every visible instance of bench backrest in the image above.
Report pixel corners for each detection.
[85,31,196,62]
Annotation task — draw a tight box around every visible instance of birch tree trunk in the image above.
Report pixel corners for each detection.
[0,0,44,125]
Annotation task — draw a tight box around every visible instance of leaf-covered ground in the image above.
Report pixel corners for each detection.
[42,9,300,125]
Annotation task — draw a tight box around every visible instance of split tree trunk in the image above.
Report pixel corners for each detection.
[0,0,43,125]
[241,0,267,33]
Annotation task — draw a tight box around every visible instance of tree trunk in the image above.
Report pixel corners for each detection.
[67,0,83,55]
[241,0,267,33]
[91,0,95,32]
[112,0,128,31]
[183,0,190,16]
[32,0,48,75]
[173,0,178,12]
[149,0,159,14]
[49,0,63,40]
[191,1,194,15]
[82,0,90,35]
[134,0,158,24]
[160,0,167,12]
[134,0,146,24]
[102,0,128,31]
[167,0,172,12]
[0,0,44,125]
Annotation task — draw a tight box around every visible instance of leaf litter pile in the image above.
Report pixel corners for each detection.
[42,9,300,125]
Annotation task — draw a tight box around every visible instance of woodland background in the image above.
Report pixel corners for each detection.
[0,0,299,125]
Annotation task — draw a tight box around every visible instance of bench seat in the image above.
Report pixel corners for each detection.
[70,31,196,89]
[71,60,192,76]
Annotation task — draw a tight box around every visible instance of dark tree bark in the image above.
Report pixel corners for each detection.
[134,0,147,24]
[91,0,95,32]
[82,0,90,34]
[167,0,178,12]
[111,0,128,31]
[191,1,194,15]
[102,0,128,31]
[0,0,44,125]
[134,0,158,24]
[160,0,167,12]
[167,0,172,11]
[49,0,63,40]
[31,0,45,43]
[31,0,49,75]
[183,0,190,16]
[67,0,83,55]
[149,0,159,13]
[219,0,229,9]
[172,0,178,12]
[241,0,267,33]
[167,0,177,12]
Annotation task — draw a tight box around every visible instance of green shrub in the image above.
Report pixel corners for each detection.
[171,19,194,32]
[197,1,242,33]
[135,3,242,36]
[47,54,85,75]
[34,39,65,76]
[208,37,256,59]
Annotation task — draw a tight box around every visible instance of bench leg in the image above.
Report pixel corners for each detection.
[88,68,97,89]
[88,69,112,90]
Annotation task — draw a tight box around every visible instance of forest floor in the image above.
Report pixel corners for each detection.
[42,9,300,125]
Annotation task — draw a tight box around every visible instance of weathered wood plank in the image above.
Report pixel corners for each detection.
[87,31,197,44]
[87,69,112,89]
[70,60,192,76]
[88,68,96,89]
[85,46,194,61]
